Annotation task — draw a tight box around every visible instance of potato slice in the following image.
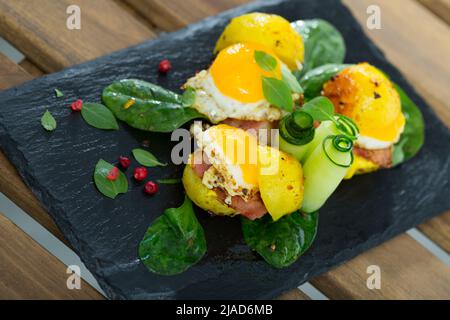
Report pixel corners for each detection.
[258,146,304,221]
[214,13,304,70]
[182,164,236,216]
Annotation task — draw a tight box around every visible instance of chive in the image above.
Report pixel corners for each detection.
[322,135,354,168]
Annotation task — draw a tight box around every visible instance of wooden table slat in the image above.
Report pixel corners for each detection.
[0,0,155,73]
[0,212,103,299]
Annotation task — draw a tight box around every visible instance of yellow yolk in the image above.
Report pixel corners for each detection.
[207,124,259,186]
[323,63,405,143]
[210,43,282,103]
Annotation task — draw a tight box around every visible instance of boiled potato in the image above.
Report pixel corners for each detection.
[182,164,236,216]
[214,12,304,70]
[258,146,304,221]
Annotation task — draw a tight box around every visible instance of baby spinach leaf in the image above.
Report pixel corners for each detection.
[299,64,351,101]
[392,84,425,166]
[254,50,278,71]
[301,96,335,122]
[132,148,167,167]
[292,19,346,76]
[81,102,119,130]
[41,110,56,131]
[262,76,294,112]
[282,64,303,94]
[54,89,64,98]
[102,79,204,132]
[93,159,128,199]
[139,197,207,275]
[181,87,196,108]
[242,211,318,268]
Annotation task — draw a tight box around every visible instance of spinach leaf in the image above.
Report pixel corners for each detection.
[242,211,318,268]
[299,64,351,101]
[281,64,303,94]
[262,76,294,112]
[292,19,346,76]
[93,159,128,199]
[392,84,425,166]
[132,148,167,167]
[41,110,57,131]
[181,87,196,108]
[81,102,119,130]
[54,89,64,98]
[139,197,207,275]
[102,79,204,132]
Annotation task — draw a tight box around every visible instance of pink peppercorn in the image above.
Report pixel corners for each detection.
[106,167,119,181]
[158,59,172,74]
[70,99,83,112]
[133,167,148,181]
[119,156,131,169]
[144,181,158,195]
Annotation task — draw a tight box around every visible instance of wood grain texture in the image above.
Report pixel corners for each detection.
[0,0,155,73]
[0,213,103,299]
[311,234,450,299]
[418,211,450,254]
[123,0,248,31]
[418,0,450,24]
[0,53,32,90]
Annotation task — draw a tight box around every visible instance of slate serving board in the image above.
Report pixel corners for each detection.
[0,0,449,299]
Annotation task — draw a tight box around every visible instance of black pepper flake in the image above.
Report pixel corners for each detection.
[275,40,281,47]
[374,92,381,99]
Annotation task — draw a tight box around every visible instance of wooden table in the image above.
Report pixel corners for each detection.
[0,0,449,300]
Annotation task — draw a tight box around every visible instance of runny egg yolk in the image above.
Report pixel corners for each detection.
[207,124,259,187]
[210,43,282,103]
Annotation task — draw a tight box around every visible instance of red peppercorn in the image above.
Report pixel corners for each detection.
[119,156,131,169]
[133,167,148,181]
[144,181,158,195]
[158,59,172,74]
[106,167,119,181]
[70,99,83,112]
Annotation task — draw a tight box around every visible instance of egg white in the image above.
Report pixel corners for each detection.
[356,124,404,150]
[184,70,286,123]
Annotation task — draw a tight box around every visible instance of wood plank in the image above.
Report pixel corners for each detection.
[0,213,103,299]
[0,0,155,73]
[311,233,450,299]
[0,53,66,242]
[276,289,310,300]
[123,0,248,31]
[418,211,450,254]
[418,0,450,25]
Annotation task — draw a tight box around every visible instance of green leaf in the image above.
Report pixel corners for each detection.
[392,84,425,166]
[299,64,351,101]
[281,64,303,94]
[262,76,294,112]
[139,197,207,275]
[156,178,181,185]
[81,102,119,130]
[132,148,167,167]
[301,96,335,122]
[54,89,64,98]
[254,50,278,71]
[41,110,57,131]
[93,159,128,199]
[292,19,346,76]
[102,79,205,132]
[242,211,318,268]
[181,87,196,108]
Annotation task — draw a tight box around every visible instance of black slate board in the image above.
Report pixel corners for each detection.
[0,0,449,299]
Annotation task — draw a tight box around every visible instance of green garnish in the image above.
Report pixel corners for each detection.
[181,87,196,108]
[93,159,128,199]
[54,89,64,98]
[132,148,167,167]
[301,96,335,122]
[41,110,57,131]
[322,135,354,168]
[139,197,207,275]
[281,64,303,94]
[81,102,119,131]
[262,76,294,112]
[279,111,315,146]
[156,178,181,185]
[254,50,278,71]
